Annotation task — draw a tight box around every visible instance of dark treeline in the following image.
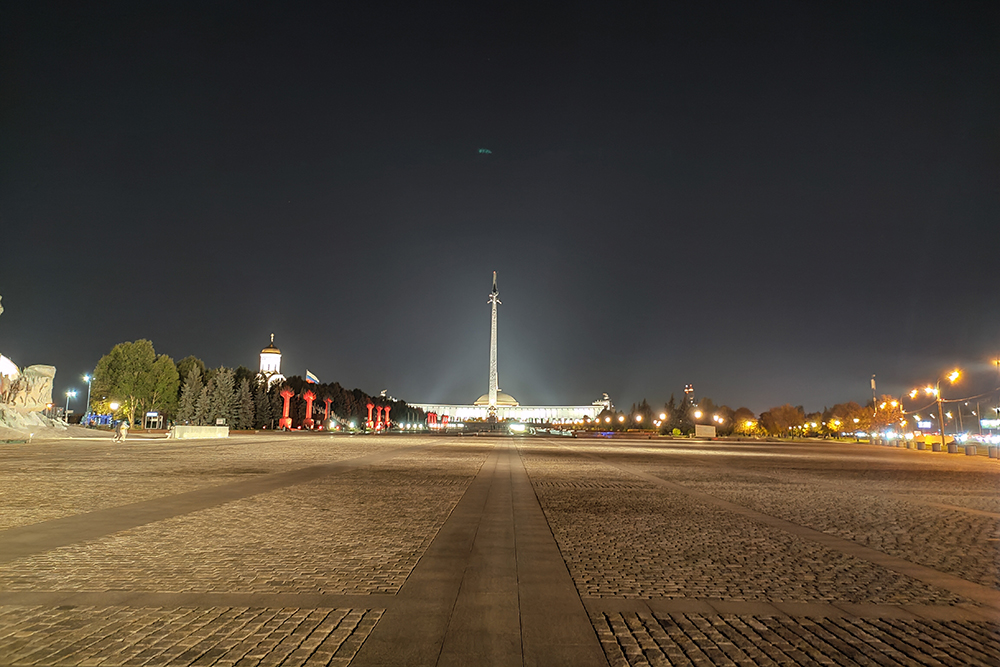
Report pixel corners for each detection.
[92,341,423,429]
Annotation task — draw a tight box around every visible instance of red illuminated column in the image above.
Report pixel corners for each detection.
[383,405,391,428]
[442,414,449,427]
[376,406,384,430]
[303,390,316,429]
[366,402,374,429]
[279,388,294,429]
[323,397,332,424]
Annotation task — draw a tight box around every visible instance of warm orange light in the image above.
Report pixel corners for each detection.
[947,370,960,383]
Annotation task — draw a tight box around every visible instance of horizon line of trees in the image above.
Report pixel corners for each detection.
[603,393,912,438]
[90,339,422,429]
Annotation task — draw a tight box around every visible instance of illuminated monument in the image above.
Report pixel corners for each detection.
[411,273,605,424]
[474,272,517,421]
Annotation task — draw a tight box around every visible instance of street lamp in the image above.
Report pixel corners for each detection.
[64,389,77,419]
[929,369,961,445]
[82,374,93,421]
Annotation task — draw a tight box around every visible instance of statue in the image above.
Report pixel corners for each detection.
[0,293,57,413]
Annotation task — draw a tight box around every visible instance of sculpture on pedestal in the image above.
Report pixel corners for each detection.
[279,388,294,429]
[0,294,57,415]
[302,390,316,429]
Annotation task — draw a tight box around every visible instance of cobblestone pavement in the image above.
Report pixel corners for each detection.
[1,434,998,666]
[608,442,1000,590]
[594,611,999,666]
[0,437,388,530]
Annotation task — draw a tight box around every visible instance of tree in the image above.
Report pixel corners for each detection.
[208,367,236,425]
[92,340,179,426]
[175,356,206,399]
[870,395,905,434]
[759,404,805,436]
[176,366,203,424]
[235,378,255,430]
[253,381,273,428]
[195,384,211,426]
[733,407,756,435]
[147,354,180,420]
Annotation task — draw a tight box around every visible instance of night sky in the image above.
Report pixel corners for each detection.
[2,2,997,414]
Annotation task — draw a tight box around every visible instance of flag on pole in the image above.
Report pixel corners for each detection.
[306,370,319,384]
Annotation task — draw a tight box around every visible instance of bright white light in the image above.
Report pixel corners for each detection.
[510,424,526,432]
[694,410,703,419]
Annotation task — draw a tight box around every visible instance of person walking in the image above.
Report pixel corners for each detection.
[113,418,130,443]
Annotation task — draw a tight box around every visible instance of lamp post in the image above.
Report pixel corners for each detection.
[927,370,960,446]
[82,374,93,422]
[64,389,77,420]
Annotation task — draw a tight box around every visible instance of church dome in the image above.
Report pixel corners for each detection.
[261,335,280,355]
[473,391,519,406]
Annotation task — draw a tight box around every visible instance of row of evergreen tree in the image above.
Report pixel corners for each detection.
[174,363,424,429]
[176,366,279,429]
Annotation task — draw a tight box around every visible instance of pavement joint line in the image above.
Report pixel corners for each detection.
[553,440,1000,613]
[580,598,998,621]
[0,440,443,564]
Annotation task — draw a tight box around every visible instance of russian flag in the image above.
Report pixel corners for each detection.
[305,370,320,384]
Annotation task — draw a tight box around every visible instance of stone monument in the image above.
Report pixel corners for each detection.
[0,294,62,434]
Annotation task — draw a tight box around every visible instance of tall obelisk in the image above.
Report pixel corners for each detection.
[487,271,501,421]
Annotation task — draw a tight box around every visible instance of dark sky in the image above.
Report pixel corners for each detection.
[2,1,998,414]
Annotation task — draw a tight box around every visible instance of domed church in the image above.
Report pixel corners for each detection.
[258,334,286,388]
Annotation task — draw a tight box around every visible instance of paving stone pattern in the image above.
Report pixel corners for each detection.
[0,438,386,530]
[527,477,963,604]
[624,448,1000,590]
[0,605,381,666]
[1,435,998,666]
[0,450,486,595]
[594,611,1000,667]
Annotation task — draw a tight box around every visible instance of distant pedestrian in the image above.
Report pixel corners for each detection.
[113,419,130,443]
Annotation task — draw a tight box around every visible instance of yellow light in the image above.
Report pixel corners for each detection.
[110,402,119,411]
[694,410,703,419]
[909,390,918,398]
[853,418,860,423]
[925,386,937,395]
[947,370,960,383]
[890,401,897,408]
[635,414,642,422]
[659,413,666,420]
[605,416,611,423]
[880,402,886,409]
[618,415,625,422]
[832,420,840,426]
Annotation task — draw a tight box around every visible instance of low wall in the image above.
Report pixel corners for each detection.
[171,425,229,439]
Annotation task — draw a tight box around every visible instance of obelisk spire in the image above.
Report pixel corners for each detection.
[487,271,501,420]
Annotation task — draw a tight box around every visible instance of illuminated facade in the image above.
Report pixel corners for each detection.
[258,334,286,388]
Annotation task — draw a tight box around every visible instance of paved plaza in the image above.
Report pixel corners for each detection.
[0,433,997,666]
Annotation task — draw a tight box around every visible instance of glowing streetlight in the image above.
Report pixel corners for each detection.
[618,415,625,422]
[693,410,703,419]
[64,389,77,418]
[635,414,643,423]
[109,401,119,415]
[82,374,93,421]
[926,369,961,444]
[659,413,666,420]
